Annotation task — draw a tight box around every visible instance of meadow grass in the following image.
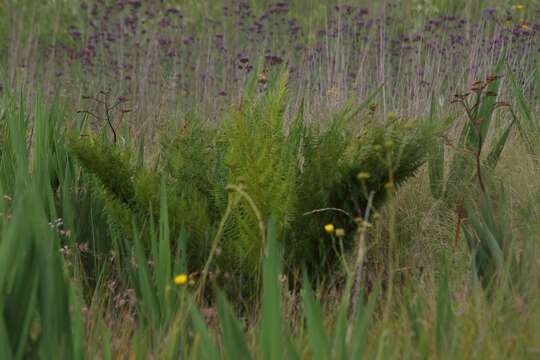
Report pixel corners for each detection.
[1,1,540,359]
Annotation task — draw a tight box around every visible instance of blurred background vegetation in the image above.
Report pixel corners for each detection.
[1,0,540,358]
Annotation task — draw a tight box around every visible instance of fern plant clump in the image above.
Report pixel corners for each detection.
[69,71,442,294]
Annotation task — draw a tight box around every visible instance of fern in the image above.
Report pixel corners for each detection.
[69,135,215,268]
[69,72,444,294]
[221,72,300,279]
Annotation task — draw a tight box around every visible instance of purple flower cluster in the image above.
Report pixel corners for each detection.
[19,1,540,118]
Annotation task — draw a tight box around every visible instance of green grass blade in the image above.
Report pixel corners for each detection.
[133,223,160,328]
[285,338,301,360]
[427,92,445,199]
[157,178,171,313]
[405,290,427,353]
[217,292,252,360]
[485,119,514,170]
[331,287,350,360]
[506,63,537,137]
[478,56,505,141]
[0,317,13,359]
[102,331,112,360]
[351,284,381,358]
[261,218,283,360]
[190,303,221,360]
[302,274,330,360]
[435,257,453,353]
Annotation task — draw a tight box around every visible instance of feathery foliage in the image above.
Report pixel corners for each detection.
[69,71,443,293]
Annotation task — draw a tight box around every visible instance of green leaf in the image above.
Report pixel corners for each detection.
[302,274,330,360]
[485,119,514,170]
[507,64,532,123]
[435,257,453,353]
[285,338,301,360]
[133,223,160,328]
[261,219,284,360]
[157,178,171,313]
[102,329,112,360]
[0,317,14,359]
[190,303,220,360]
[351,284,380,358]
[331,287,350,360]
[477,56,505,141]
[427,92,445,199]
[217,292,252,360]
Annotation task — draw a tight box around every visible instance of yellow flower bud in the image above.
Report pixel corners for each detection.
[174,274,188,286]
[324,224,335,234]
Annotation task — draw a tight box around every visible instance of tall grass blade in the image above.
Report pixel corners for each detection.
[428,92,445,199]
[302,274,331,360]
[435,257,453,353]
[190,303,220,360]
[261,218,283,360]
[507,63,533,127]
[477,56,505,142]
[485,119,514,170]
[217,292,252,360]
[350,284,380,358]
[507,59,540,156]
[132,223,160,328]
[331,287,350,360]
[157,178,171,313]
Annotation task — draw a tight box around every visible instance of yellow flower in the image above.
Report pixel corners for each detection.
[324,224,335,234]
[174,274,188,286]
[516,4,524,11]
[384,182,394,191]
[522,24,530,31]
[357,171,371,181]
[335,228,346,237]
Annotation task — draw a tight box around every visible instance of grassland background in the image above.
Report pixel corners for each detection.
[1,0,540,359]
